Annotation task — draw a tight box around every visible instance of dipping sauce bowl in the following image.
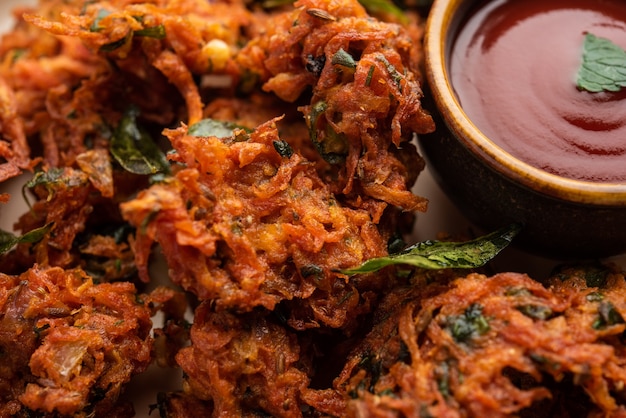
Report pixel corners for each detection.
[420,0,626,259]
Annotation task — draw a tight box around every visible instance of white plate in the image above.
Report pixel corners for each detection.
[0,1,624,417]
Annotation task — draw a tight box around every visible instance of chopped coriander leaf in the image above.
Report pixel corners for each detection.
[516,304,554,321]
[592,301,625,330]
[134,25,166,39]
[307,101,349,164]
[331,48,357,69]
[100,32,132,52]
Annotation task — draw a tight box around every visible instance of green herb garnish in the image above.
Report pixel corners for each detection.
[341,223,521,275]
[24,167,68,193]
[306,101,348,164]
[134,25,166,39]
[446,303,490,343]
[331,48,357,69]
[592,301,625,330]
[358,0,408,24]
[100,32,132,52]
[577,33,626,93]
[188,118,251,139]
[516,304,554,321]
[110,107,170,175]
[22,168,90,210]
[0,223,54,255]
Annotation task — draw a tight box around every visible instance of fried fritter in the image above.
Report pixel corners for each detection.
[22,0,256,127]
[237,0,434,217]
[0,265,153,417]
[1,159,143,282]
[335,265,626,418]
[120,117,396,330]
[24,0,433,218]
[175,303,311,417]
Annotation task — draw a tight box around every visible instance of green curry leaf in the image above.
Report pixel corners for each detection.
[0,223,54,255]
[188,118,251,139]
[110,107,170,175]
[134,25,166,39]
[307,101,348,164]
[358,0,408,24]
[341,223,522,275]
[577,33,626,93]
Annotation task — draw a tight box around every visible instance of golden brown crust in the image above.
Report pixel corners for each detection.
[120,118,393,330]
[237,0,434,214]
[176,303,311,417]
[336,267,626,418]
[0,265,153,417]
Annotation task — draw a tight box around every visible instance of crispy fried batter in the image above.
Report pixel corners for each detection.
[3,162,142,281]
[176,303,311,417]
[8,1,617,417]
[237,0,434,216]
[0,265,153,417]
[120,117,395,330]
[23,0,256,126]
[22,0,433,218]
[0,0,111,172]
[335,266,626,418]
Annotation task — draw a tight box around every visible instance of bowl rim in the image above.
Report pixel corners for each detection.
[423,0,626,207]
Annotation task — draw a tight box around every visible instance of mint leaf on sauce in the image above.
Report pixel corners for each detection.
[577,33,626,93]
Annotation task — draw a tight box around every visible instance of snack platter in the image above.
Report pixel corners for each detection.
[1,0,625,417]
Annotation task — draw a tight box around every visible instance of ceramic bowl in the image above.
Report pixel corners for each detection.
[420,0,626,259]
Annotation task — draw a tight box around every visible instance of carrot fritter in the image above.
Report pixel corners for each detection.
[2,159,143,281]
[120,117,396,330]
[23,0,433,218]
[22,0,256,126]
[175,303,311,417]
[0,0,112,172]
[237,0,434,217]
[0,265,153,417]
[335,266,626,417]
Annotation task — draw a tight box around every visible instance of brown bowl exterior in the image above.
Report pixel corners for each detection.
[420,0,626,259]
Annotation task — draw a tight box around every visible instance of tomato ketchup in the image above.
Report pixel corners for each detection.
[450,0,626,182]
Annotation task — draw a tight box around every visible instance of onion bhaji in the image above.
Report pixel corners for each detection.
[335,265,626,418]
[236,0,434,216]
[120,117,396,331]
[0,265,153,417]
[154,265,626,418]
[2,0,626,417]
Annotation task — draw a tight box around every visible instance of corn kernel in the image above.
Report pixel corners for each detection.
[202,38,230,72]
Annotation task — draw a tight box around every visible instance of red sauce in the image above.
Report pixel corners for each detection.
[450,0,626,182]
